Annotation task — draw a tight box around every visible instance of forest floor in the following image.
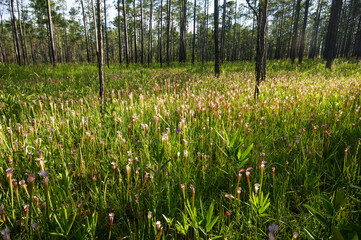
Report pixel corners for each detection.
[0,59,360,239]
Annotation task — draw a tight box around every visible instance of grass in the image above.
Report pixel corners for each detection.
[0,59,360,239]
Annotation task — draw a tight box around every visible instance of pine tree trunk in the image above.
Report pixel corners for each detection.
[97,0,104,108]
[220,0,226,63]
[324,0,342,69]
[166,0,171,65]
[46,0,56,66]
[133,0,137,63]
[122,0,130,65]
[298,0,310,63]
[353,16,361,58]
[91,0,99,60]
[17,0,28,64]
[308,0,322,59]
[10,0,22,65]
[214,0,220,76]
[80,0,90,62]
[117,0,123,64]
[104,0,110,67]
[148,0,153,64]
[160,0,163,65]
[290,0,301,63]
[192,0,196,64]
[140,0,144,64]
[232,0,237,61]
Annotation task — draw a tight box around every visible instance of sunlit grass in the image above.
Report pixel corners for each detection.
[0,59,360,239]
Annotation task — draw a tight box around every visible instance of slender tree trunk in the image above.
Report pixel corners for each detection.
[104,0,109,67]
[166,0,171,65]
[287,0,296,58]
[80,0,90,62]
[324,0,342,69]
[214,0,220,76]
[0,14,4,63]
[308,0,322,59]
[179,0,187,62]
[220,0,226,63]
[148,0,153,65]
[140,0,144,64]
[91,0,99,59]
[232,0,237,61]
[117,0,123,64]
[46,0,56,66]
[97,0,104,108]
[353,16,361,58]
[191,0,196,64]
[122,0,130,65]
[246,0,268,98]
[298,0,310,63]
[133,0,137,63]
[290,0,301,63]
[17,0,28,64]
[205,0,209,61]
[160,0,163,65]
[10,0,22,65]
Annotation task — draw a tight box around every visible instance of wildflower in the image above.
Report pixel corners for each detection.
[225,194,235,200]
[147,211,152,220]
[156,221,162,231]
[109,213,115,229]
[237,187,242,199]
[1,228,10,240]
[272,167,276,179]
[126,164,131,181]
[38,171,50,191]
[293,232,299,239]
[23,205,29,217]
[6,168,14,186]
[176,128,181,133]
[223,211,231,218]
[111,162,117,172]
[35,158,45,171]
[189,184,195,196]
[246,170,251,191]
[180,184,185,199]
[34,196,39,206]
[238,169,245,185]
[254,183,260,195]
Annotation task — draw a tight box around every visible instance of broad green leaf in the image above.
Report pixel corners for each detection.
[331,226,345,240]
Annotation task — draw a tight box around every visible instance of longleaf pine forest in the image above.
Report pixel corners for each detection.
[0,0,361,239]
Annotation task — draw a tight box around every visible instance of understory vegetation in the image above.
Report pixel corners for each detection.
[0,60,360,239]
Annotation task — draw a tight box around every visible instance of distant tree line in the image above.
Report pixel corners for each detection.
[0,0,360,69]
